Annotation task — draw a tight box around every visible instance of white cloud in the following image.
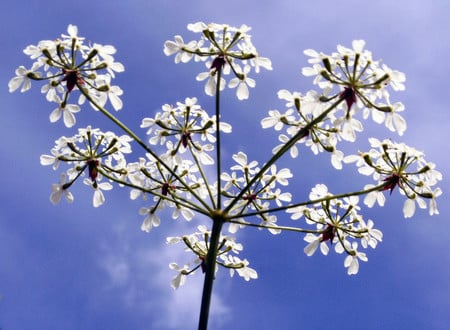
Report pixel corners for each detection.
[96,221,231,329]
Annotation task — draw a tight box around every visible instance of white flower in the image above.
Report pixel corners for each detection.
[92,181,113,207]
[8,64,41,93]
[303,233,329,256]
[277,89,302,108]
[230,152,259,175]
[259,215,281,235]
[62,24,82,40]
[171,207,195,221]
[377,63,406,91]
[50,173,74,204]
[385,102,407,135]
[264,165,293,187]
[196,69,225,96]
[286,205,307,220]
[428,188,442,216]
[40,147,64,170]
[164,35,197,63]
[169,263,190,289]
[363,184,386,208]
[221,171,244,191]
[331,150,344,170]
[139,207,161,232]
[309,183,330,200]
[336,241,368,275]
[234,260,258,281]
[228,65,255,100]
[403,198,416,218]
[272,134,299,158]
[49,96,80,128]
[104,84,124,111]
[336,116,364,142]
[360,219,383,249]
[261,109,295,131]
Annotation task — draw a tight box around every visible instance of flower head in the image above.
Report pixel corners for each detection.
[41,126,131,206]
[167,225,256,286]
[288,184,382,275]
[344,138,442,217]
[302,40,407,137]
[10,24,125,120]
[164,22,272,99]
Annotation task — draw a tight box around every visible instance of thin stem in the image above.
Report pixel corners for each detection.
[228,219,323,234]
[215,68,223,208]
[224,97,345,213]
[198,65,225,330]
[198,216,224,330]
[198,67,225,329]
[98,169,210,217]
[189,144,216,208]
[229,182,387,220]
[77,85,213,213]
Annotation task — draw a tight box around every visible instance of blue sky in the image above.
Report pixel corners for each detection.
[1,1,449,329]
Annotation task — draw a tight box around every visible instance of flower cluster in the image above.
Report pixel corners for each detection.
[141,97,231,165]
[11,22,443,291]
[221,152,293,233]
[9,24,124,127]
[302,40,407,139]
[126,153,205,232]
[164,22,272,100]
[125,97,233,231]
[287,184,383,275]
[344,138,443,217]
[261,40,407,170]
[167,225,257,288]
[40,126,132,207]
[262,89,345,169]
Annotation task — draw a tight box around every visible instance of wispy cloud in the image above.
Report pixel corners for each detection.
[96,221,231,329]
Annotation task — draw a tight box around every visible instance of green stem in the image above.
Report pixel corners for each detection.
[77,84,213,213]
[227,219,323,234]
[215,68,223,208]
[98,169,210,217]
[229,182,387,220]
[198,215,224,330]
[224,97,345,214]
[199,66,224,330]
[189,144,216,208]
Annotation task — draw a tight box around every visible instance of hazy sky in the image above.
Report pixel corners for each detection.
[1,1,449,329]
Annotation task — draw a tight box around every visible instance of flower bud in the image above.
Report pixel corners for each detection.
[363,153,373,166]
[97,84,110,92]
[417,165,431,174]
[202,120,214,130]
[318,95,330,102]
[323,145,335,152]
[26,72,41,80]
[322,57,332,72]
[376,106,393,113]
[95,62,108,70]
[41,48,53,59]
[294,98,301,112]
[372,73,389,86]
[85,48,99,62]
[320,70,331,81]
